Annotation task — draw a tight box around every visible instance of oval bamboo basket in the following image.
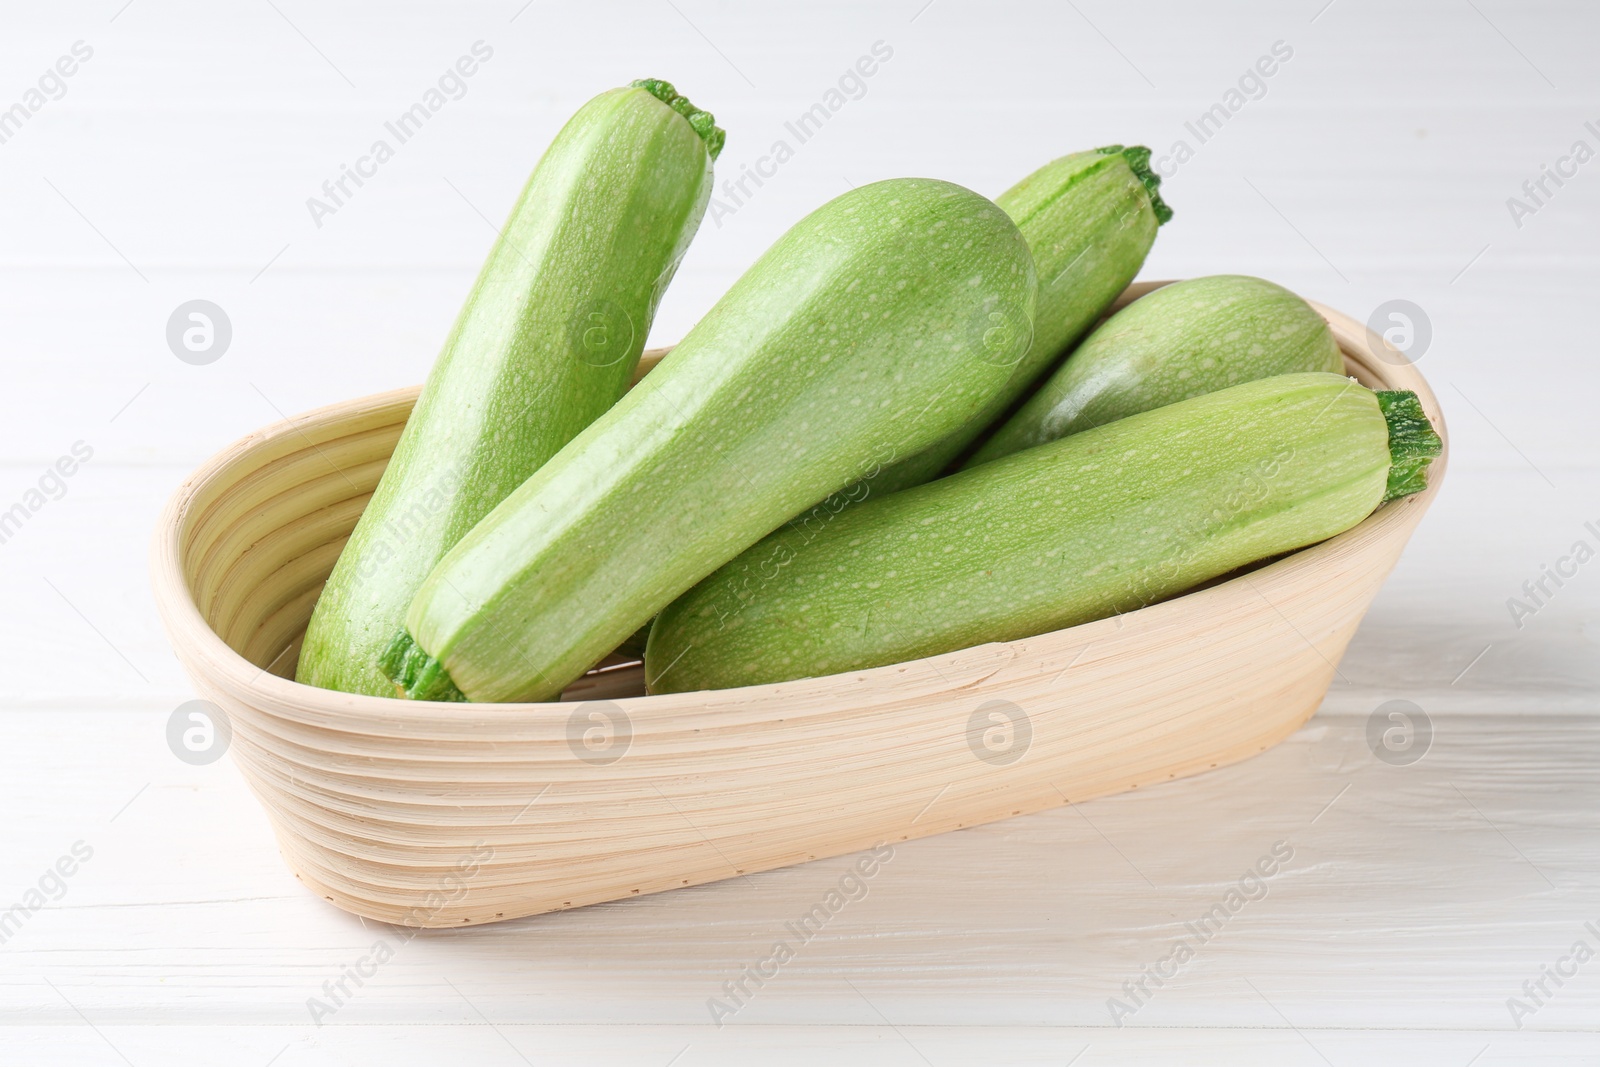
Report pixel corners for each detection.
[151,284,1446,927]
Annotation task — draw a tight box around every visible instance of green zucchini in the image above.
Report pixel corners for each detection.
[866,145,1170,495]
[646,373,1441,693]
[384,177,1037,703]
[967,274,1343,466]
[296,80,721,696]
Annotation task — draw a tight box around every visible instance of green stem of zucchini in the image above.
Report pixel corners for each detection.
[380,631,467,703]
[631,79,725,160]
[1097,144,1172,224]
[1377,389,1443,501]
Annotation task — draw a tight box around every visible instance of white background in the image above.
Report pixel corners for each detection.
[2,0,1598,1063]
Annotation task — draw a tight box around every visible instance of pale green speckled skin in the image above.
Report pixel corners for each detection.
[867,148,1164,494]
[969,274,1344,466]
[297,85,715,696]
[647,372,1390,694]
[408,178,1037,702]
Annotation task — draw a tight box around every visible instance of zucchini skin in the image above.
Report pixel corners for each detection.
[395,178,1037,703]
[867,146,1169,494]
[647,373,1430,694]
[297,83,718,696]
[968,274,1344,466]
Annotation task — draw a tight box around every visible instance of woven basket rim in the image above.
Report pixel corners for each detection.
[150,285,1447,724]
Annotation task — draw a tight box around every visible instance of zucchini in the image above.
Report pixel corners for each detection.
[645,373,1441,693]
[968,274,1343,466]
[384,177,1037,703]
[867,145,1170,494]
[297,80,721,696]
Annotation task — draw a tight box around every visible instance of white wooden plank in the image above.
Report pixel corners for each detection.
[1,262,1593,474]
[0,1024,1594,1067]
[3,710,1597,1037]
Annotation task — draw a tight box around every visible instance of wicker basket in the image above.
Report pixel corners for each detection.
[150,283,1446,926]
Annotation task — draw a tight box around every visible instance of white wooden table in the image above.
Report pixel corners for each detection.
[3,1,1597,1062]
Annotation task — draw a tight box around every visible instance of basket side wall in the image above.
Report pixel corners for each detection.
[151,297,1444,925]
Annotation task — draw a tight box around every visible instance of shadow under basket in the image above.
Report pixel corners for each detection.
[151,284,1447,927]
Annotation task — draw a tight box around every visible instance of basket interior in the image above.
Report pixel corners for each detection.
[176,296,1410,705]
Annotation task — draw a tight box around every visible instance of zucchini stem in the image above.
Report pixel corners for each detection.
[1376,389,1443,502]
[632,78,726,160]
[380,631,467,702]
[1097,144,1172,224]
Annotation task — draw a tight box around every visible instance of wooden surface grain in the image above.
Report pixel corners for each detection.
[2,0,1597,1062]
